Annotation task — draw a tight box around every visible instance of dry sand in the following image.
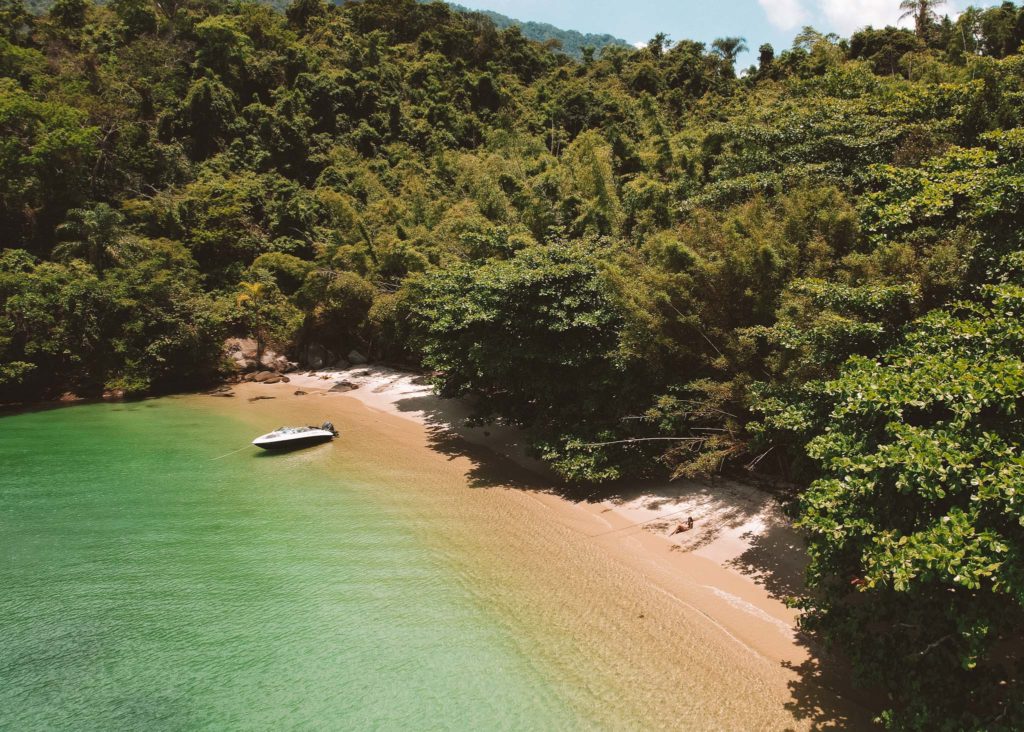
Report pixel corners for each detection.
[214,367,875,729]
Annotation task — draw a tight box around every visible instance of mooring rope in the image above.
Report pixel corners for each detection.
[209,445,253,461]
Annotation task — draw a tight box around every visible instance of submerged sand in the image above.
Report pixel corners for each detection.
[195,368,873,729]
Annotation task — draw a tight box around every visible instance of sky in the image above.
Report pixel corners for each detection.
[451,0,994,66]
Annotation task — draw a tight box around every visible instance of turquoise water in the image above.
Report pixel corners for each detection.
[0,400,580,729]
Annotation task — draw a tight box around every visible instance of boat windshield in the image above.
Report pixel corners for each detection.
[272,426,316,435]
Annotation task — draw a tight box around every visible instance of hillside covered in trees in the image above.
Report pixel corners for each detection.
[4,0,1024,725]
[447,3,630,59]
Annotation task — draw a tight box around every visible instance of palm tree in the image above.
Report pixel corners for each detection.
[236,281,270,362]
[899,0,945,39]
[711,37,748,64]
[54,203,125,275]
[647,32,670,58]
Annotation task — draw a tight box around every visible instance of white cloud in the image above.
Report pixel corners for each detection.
[759,0,959,37]
[815,0,912,34]
[758,0,809,31]
[633,40,647,49]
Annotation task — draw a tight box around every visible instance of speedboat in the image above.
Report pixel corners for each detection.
[252,422,338,450]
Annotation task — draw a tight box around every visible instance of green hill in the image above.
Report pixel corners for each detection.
[21,0,634,57]
[447,2,630,58]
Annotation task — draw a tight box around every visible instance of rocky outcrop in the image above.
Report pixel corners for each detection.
[303,342,365,369]
[330,380,359,392]
[224,338,298,374]
[304,343,332,369]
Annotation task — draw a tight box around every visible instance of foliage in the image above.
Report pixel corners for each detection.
[796,284,1024,728]
[0,243,224,399]
[414,239,658,480]
[5,0,1024,721]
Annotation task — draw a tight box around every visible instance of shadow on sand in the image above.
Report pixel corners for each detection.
[392,388,878,729]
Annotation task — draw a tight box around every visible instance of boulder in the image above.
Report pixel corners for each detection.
[330,380,359,392]
[230,351,258,372]
[263,376,282,385]
[253,371,277,382]
[224,338,257,372]
[347,350,367,365]
[102,389,126,401]
[224,337,257,356]
[224,337,295,373]
[210,391,235,398]
[294,390,307,396]
[261,353,291,373]
[305,343,330,369]
[333,358,351,369]
[59,392,82,402]
[281,376,290,383]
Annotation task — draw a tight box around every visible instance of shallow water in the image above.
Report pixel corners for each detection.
[1,392,839,730]
[0,400,581,729]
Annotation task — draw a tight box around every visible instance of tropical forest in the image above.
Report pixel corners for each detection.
[3,0,1024,726]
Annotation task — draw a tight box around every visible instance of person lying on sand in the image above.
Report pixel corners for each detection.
[670,517,695,535]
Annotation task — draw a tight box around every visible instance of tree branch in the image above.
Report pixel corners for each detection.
[581,437,709,448]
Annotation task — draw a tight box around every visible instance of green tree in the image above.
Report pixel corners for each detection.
[559,130,623,236]
[54,203,126,275]
[285,0,326,31]
[414,239,654,481]
[49,0,88,29]
[0,0,31,42]
[234,278,301,364]
[796,284,1024,728]
[711,36,748,64]
[0,80,98,246]
[899,0,945,39]
[110,0,157,36]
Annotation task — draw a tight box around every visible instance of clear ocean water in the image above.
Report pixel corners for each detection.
[0,399,581,730]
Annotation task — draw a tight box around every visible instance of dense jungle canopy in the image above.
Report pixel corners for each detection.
[4,0,1024,725]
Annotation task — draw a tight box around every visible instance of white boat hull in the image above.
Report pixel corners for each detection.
[252,427,336,450]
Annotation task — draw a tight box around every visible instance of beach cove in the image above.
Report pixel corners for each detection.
[0,372,872,729]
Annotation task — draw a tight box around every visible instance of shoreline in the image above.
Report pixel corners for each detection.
[3,366,872,724]
[288,365,802,618]
[229,366,873,725]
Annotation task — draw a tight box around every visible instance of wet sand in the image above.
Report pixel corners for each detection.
[196,369,874,729]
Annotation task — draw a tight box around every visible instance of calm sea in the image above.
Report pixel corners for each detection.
[0,399,580,729]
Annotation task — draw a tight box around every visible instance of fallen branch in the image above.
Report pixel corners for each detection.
[745,446,774,471]
[911,634,953,660]
[581,437,708,448]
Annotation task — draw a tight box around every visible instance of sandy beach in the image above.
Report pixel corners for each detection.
[211,367,875,728]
